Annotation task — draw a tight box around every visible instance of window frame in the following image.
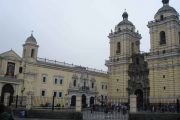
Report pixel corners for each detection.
[116,42,121,53]
[42,74,48,84]
[159,31,166,45]
[41,90,46,97]
[91,82,94,88]
[73,79,77,87]
[31,49,35,58]
[58,92,62,98]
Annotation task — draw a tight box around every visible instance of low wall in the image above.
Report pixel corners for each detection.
[129,113,180,120]
[13,109,82,120]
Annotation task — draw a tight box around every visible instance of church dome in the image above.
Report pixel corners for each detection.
[117,19,134,27]
[154,0,179,19]
[25,34,37,44]
[115,11,135,33]
[117,11,134,27]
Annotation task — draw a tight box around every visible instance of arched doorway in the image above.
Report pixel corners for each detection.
[71,95,76,107]
[82,94,86,108]
[1,84,14,106]
[90,97,94,107]
[135,89,143,111]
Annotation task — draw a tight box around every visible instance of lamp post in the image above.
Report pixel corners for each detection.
[15,95,18,108]
[20,87,25,107]
[52,94,55,111]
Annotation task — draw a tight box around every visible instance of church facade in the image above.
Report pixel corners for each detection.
[0,0,180,108]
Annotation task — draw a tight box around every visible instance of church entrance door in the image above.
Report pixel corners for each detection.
[135,89,143,111]
[90,97,94,107]
[82,94,86,108]
[1,84,14,106]
[71,95,76,107]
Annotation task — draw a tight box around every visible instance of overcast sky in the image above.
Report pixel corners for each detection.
[0,0,180,70]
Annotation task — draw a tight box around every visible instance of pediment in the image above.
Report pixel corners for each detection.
[0,50,21,61]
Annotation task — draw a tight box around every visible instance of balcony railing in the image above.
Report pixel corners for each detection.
[79,86,89,91]
[37,57,107,74]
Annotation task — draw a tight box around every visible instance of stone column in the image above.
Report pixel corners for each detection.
[76,96,82,112]
[130,95,137,113]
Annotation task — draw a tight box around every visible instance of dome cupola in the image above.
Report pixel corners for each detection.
[154,0,179,20]
[115,10,135,32]
[25,33,37,44]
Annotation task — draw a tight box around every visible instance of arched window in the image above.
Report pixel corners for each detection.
[31,49,35,58]
[160,31,166,45]
[116,42,121,53]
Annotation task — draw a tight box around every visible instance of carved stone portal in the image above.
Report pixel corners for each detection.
[128,54,150,110]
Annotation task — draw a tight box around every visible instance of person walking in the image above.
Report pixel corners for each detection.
[0,103,14,120]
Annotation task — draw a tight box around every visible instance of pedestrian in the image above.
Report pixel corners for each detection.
[152,105,154,112]
[0,103,14,120]
[91,106,93,113]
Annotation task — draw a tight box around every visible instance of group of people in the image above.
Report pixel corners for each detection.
[90,103,128,115]
[149,104,179,113]
[0,103,14,120]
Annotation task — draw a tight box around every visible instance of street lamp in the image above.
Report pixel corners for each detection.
[20,87,25,106]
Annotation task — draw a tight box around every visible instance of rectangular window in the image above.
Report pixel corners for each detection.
[105,85,107,90]
[42,76,46,83]
[116,42,121,53]
[41,90,46,96]
[31,49,35,58]
[163,75,165,78]
[102,85,104,89]
[53,92,57,97]
[60,79,63,84]
[92,82,94,88]
[73,80,76,87]
[105,96,107,100]
[6,62,15,77]
[19,67,23,73]
[101,95,104,100]
[58,92,62,97]
[54,78,57,84]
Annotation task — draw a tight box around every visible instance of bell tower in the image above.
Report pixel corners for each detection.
[22,33,39,63]
[147,0,180,100]
[148,0,180,53]
[106,11,141,97]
